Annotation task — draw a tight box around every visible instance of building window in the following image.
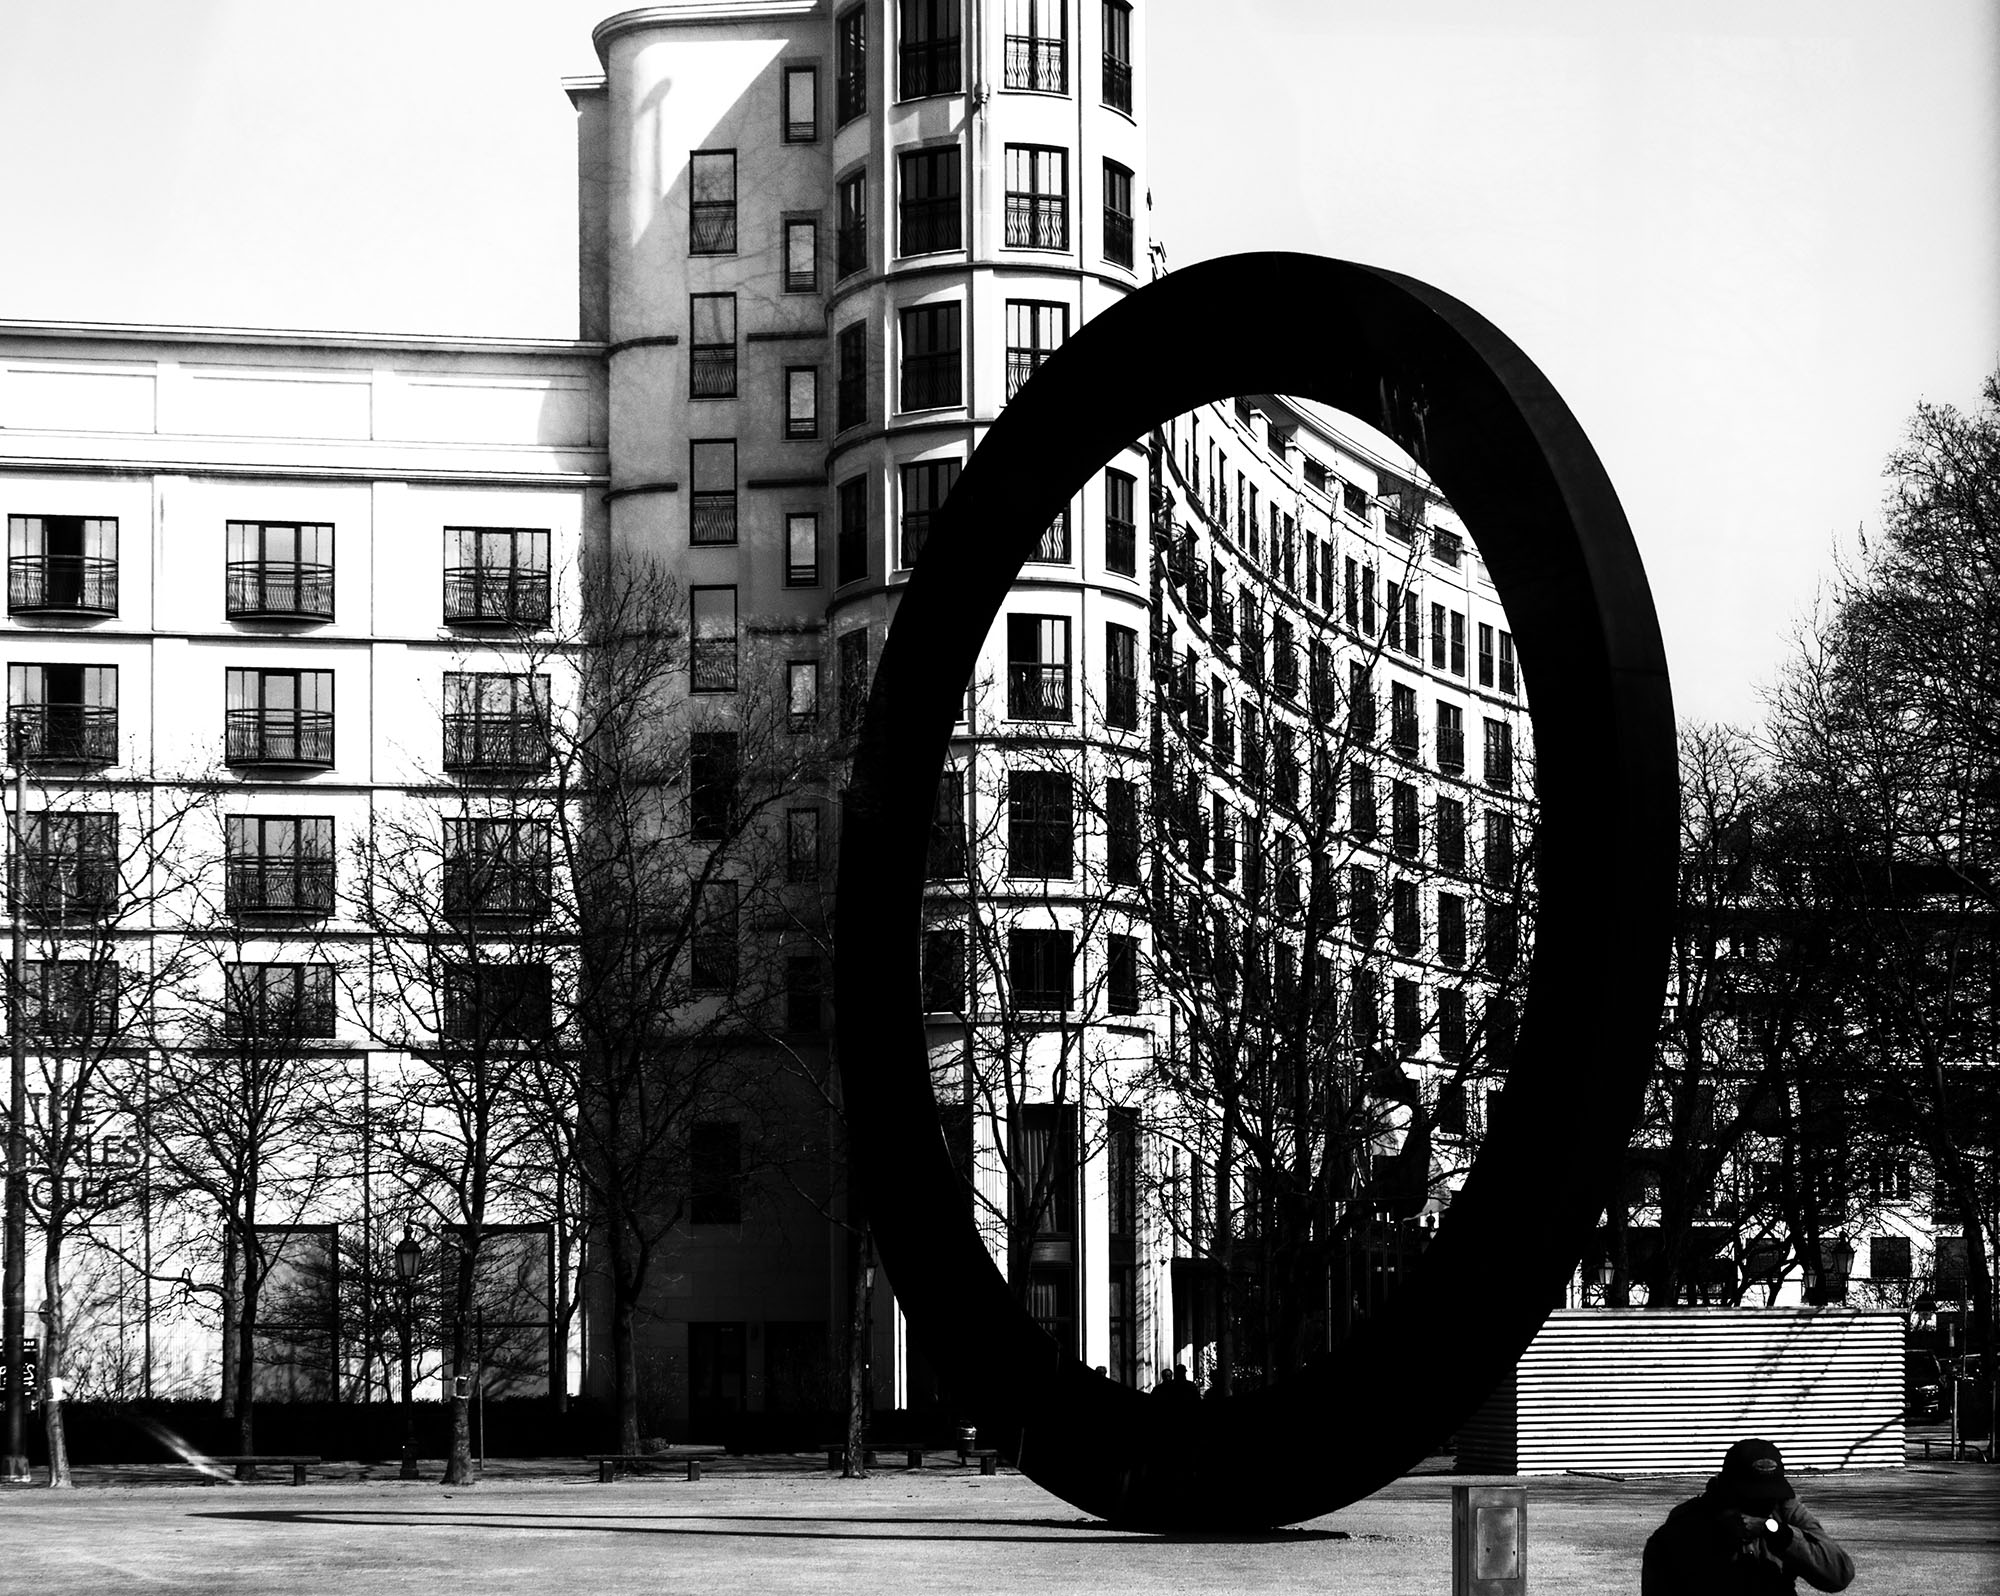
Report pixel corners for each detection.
[1391,781,1419,858]
[1430,603,1448,670]
[226,815,334,916]
[899,457,960,568]
[690,586,738,693]
[442,961,552,1042]
[1869,1235,1912,1281]
[1349,762,1377,842]
[1105,623,1138,730]
[1450,610,1466,675]
[1436,702,1465,775]
[1005,300,1067,397]
[1478,622,1495,687]
[786,807,820,882]
[1107,776,1140,884]
[1390,681,1418,756]
[1104,469,1136,575]
[690,293,737,398]
[836,5,866,124]
[898,146,962,254]
[1101,159,1133,268]
[689,149,737,254]
[690,731,739,839]
[928,768,968,878]
[1006,614,1071,721]
[1347,662,1375,742]
[224,962,335,1040]
[899,301,962,410]
[784,217,819,292]
[783,64,818,141]
[690,439,738,543]
[786,660,819,732]
[836,172,867,278]
[1437,987,1467,1064]
[785,956,822,1032]
[1394,975,1420,1053]
[1484,900,1519,978]
[1009,927,1073,1009]
[1350,865,1379,945]
[837,322,867,430]
[922,927,966,1011]
[785,512,821,586]
[1008,770,1073,877]
[442,818,550,922]
[1499,630,1518,695]
[838,628,869,734]
[23,958,118,1038]
[1107,933,1139,1014]
[444,527,550,626]
[1438,891,1466,968]
[7,663,117,766]
[1003,145,1068,248]
[1003,0,1067,92]
[1391,879,1420,954]
[1437,795,1466,872]
[441,671,547,771]
[225,521,333,621]
[837,474,868,584]
[1483,717,1513,791]
[1101,0,1131,111]
[689,1121,743,1223]
[226,668,333,768]
[785,368,819,440]
[899,0,962,98]
[1484,810,1514,887]
[13,812,117,919]
[692,881,740,992]
[8,515,117,616]
[1361,563,1377,634]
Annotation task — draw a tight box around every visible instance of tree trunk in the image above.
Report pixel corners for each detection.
[441,1247,477,1485]
[612,1285,640,1455]
[234,1221,258,1476]
[41,1227,69,1488]
[219,1225,239,1419]
[843,1226,871,1479]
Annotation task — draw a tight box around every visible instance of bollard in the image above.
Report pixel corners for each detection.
[1452,1484,1526,1595]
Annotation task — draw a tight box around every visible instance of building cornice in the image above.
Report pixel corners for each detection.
[594,1,823,60]
[0,320,607,360]
[0,454,608,489]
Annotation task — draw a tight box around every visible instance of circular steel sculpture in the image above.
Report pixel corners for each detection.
[834,253,1676,1529]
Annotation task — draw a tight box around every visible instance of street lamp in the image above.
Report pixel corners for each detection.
[394,1227,421,1481]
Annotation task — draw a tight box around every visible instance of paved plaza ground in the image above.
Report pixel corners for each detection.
[0,1448,1991,1595]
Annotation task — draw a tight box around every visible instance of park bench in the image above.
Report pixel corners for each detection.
[822,1444,1000,1475]
[584,1446,726,1483]
[210,1454,319,1486]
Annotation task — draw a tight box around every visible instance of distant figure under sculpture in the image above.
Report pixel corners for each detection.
[1641,1438,1855,1595]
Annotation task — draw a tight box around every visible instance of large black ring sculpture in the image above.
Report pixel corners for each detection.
[835,253,1676,1530]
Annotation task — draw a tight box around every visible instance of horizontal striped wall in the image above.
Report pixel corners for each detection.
[1456,1309,1903,1476]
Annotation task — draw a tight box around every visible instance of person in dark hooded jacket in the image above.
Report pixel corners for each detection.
[1641,1438,1855,1595]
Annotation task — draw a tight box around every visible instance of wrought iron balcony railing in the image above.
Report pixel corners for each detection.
[1004,34,1066,92]
[9,705,117,766]
[13,856,119,920]
[1006,663,1071,722]
[1102,55,1132,113]
[899,197,961,255]
[226,855,335,916]
[691,493,738,546]
[443,861,551,922]
[443,566,551,627]
[1103,208,1133,269]
[441,714,548,773]
[8,555,117,616]
[901,352,960,410]
[1437,726,1466,775]
[225,709,334,768]
[1003,194,1066,250]
[690,347,737,398]
[689,201,737,254]
[900,38,961,98]
[226,561,334,621]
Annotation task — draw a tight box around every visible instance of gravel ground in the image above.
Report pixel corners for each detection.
[0,1453,1989,1594]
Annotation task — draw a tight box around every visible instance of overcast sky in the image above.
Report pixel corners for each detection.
[2,0,1994,725]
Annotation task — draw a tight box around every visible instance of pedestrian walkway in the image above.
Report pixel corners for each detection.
[0,1453,1990,1594]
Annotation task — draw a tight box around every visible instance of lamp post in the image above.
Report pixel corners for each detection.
[4,715,29,1483]
[394,1227,421,1481]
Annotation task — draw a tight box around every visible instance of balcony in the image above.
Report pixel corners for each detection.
[1003,194,1066,250]
[443,566,551,627]
[443,714,547,774]
[225,709,334,769]
[9,555,117,617]
[443,861,551,923]
[689,201,737,254]
[690,347,737,399]
[899,197,960,255]
[836,223,866,280]
[1103,207,1133,269]
[1102,55,1132,113]
[1185,564,1209,618]
[10,705,117,766]
[1390,712,1420,759]
[1106,673,1138,732]
[1212,595,1235,649]
[691,493,738,546]
[1004,35,1066,91]
[15,855,118,921]
[226,561,334,621]
[1006,663,1071,721]
[226,855,334,916]
[1438,726,1466,776]
[901,352,960,411]
[900,38,961,99]
[1273,646,1299,698]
